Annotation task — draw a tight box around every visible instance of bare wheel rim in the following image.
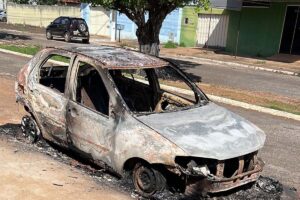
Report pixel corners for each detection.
[133,164,157,195]
[21,116,40,143]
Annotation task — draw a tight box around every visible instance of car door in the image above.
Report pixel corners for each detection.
[66,56,115,164]
[31,49,74,145]
[49,17,61,35]
[58,17,70,36]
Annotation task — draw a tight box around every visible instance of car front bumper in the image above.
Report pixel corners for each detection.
[185,158,264,194]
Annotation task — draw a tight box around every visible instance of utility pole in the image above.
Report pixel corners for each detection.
[110,10,117,42]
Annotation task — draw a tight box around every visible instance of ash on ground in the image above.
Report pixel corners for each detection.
[0,123,298,200]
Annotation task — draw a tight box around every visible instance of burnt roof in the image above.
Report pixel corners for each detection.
[52,46,168,69]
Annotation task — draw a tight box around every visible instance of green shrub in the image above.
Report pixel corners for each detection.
[164,41,177,48]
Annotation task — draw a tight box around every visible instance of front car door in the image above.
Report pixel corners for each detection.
[66,56,115,165]
[30,49,74,145]
[49,17,61,35]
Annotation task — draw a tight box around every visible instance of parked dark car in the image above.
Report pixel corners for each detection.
[46,17,89,43]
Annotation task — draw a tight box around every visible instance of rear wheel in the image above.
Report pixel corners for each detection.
[64,31,71,42]
[132,162,166,197]
[21,115,41,143]
[3,17,7,22]
[46,30,52,40]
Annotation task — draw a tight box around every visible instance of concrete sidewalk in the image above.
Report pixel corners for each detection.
[161,47,300,77]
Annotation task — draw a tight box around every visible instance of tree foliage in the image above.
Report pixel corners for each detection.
[85,0,210,55]
[88,0,210,26]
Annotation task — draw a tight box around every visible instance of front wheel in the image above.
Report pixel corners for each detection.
[132,163,166,197]
[46,30,52,40]
[64,31,71,42]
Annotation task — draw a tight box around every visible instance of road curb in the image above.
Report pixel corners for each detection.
[207,94,300,121]
[163,55,300,77]
[1,48,299,121]
[0,48,33,58]
[159,82,300,122]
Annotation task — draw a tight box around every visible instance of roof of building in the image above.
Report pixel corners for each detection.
[52,46,168,69]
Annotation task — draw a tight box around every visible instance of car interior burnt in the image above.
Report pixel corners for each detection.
[75,62,109,116]
[109,66,204,114]
[39,54,70,93]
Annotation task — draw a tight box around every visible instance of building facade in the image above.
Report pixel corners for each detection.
[180,1,300,57]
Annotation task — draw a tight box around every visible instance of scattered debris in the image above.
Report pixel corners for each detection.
[0,124,298,199]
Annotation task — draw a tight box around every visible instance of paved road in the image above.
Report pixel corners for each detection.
[169,58,300,100]
[1,28,300,100]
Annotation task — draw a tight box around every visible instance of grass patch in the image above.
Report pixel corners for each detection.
[0,44,41,55]
[51,55,70,63]
[266,101,300,115]
[164,41,177,48]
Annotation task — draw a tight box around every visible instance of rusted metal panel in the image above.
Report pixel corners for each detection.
[48,46,168,69]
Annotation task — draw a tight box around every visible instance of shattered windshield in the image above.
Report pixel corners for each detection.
[109,66,208,114]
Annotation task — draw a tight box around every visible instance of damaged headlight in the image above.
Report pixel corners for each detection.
[175,157,214,177]
[187,160,211,176]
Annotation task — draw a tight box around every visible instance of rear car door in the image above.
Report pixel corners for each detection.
[31,50,74,145]
[66,56,115,164]
[58,17,70,36]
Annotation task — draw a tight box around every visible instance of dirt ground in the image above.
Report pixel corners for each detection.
[0,75,131,200]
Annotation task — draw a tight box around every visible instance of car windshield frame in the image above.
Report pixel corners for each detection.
[108,64,209,116]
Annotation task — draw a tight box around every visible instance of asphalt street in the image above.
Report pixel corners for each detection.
[1,28,300,100]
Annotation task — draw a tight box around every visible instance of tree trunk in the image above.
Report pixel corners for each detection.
[136,23,161,56]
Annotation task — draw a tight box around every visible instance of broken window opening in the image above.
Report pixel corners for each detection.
[109,66,206,114]
[75,62,109,116]
[39,54,71,94]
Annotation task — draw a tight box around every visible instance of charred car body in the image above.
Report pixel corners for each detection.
[16,46,266,197]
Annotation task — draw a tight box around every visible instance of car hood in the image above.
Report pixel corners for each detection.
[136,103,266,160]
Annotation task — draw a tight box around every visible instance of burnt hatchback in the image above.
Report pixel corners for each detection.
[16,46,266,197]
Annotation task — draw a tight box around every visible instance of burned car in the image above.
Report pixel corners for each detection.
[16,46,266,197]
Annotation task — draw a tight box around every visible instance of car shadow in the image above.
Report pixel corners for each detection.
[0,31,32,40]
[164,58,202,83]
[51,37,86,44]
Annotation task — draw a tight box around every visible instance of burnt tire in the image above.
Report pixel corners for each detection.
[133,162,166,197]
[64,31,71,42]
[21,115,41,143]
[46,30,52,40]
